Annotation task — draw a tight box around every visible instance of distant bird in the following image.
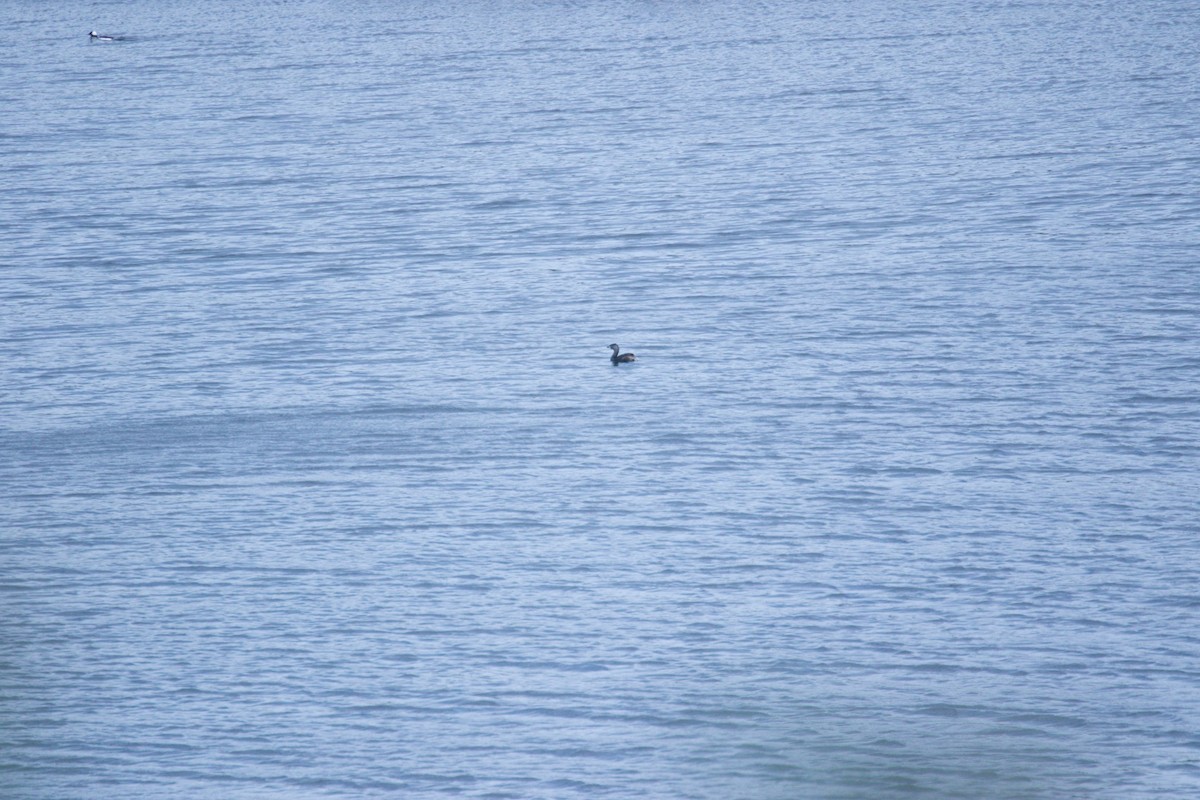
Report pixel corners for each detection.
[608,343,636,364]
[89,31,119,41]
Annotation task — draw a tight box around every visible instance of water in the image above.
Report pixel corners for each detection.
[3,1,1199,797]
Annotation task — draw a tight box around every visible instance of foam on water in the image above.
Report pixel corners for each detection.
[2,1,1199,798]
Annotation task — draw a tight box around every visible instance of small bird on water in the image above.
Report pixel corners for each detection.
[608,343,636,364]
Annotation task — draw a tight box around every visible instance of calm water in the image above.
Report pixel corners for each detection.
[3,1,1199,797]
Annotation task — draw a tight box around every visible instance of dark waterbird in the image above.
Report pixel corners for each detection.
[608,343,636,364]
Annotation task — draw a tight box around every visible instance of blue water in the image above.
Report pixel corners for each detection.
[3,1,1199,797]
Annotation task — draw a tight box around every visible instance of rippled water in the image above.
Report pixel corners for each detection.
[3,1,1199,797]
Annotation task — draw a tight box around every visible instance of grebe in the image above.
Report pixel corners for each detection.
[609,343,636,364]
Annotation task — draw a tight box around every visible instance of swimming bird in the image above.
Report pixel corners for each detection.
[609,343,636,364]
[89,31,118,41]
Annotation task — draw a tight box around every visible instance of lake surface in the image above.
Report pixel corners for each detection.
[2,1,1199,797]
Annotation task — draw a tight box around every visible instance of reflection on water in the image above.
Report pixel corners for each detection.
[2,1,1199,797]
